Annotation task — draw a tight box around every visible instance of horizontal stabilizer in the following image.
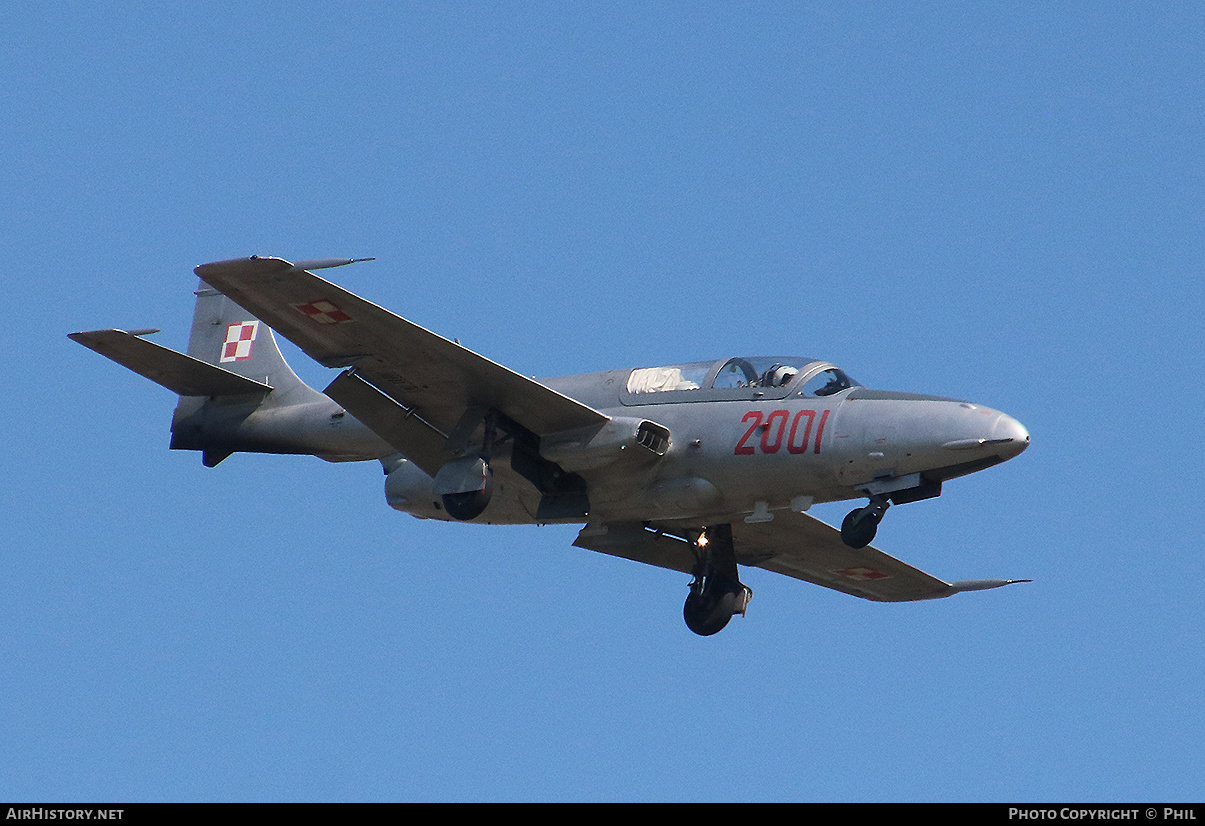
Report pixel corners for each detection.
[69,329,272,397]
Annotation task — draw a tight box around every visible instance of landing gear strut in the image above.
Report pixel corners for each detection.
[683,524,751,636]
[437,413,499,521]
[840,496,891,548]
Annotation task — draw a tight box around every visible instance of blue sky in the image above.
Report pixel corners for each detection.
[2,2,1202,802]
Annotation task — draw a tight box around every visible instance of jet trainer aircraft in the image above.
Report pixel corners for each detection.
[71,256,1030,635]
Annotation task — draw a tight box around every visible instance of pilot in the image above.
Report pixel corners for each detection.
[762,364,797,387]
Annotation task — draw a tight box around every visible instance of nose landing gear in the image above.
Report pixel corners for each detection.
[840,496,891,549]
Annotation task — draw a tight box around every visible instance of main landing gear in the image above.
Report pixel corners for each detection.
[840,495,890,548]
[683,524,752,636]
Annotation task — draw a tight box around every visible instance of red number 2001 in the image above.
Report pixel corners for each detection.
[735,409,830,456]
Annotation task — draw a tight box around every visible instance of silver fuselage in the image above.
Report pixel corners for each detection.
[383,361,1029,527]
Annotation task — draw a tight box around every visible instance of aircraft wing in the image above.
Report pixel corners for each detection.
[572,523,697,575]
[194,257,609,473]
[729,510,958,601]
[575,511,1004,602]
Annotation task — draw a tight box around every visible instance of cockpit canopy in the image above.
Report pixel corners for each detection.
[622,356,858,404]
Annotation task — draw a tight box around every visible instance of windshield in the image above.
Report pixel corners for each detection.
[798,368,857,397]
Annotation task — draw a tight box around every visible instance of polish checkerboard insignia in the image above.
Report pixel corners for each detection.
[220,320,260,363]
[294,299,353,325]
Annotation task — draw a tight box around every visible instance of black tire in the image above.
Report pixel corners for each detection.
[840,507,878,549]
[683,584,740,636]
[441,470,494,520]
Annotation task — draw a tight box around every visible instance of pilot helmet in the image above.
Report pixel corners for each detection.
[766,364,796,387]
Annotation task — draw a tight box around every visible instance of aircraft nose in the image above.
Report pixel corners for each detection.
[991,412,1030,459]
[937,405,1029,463]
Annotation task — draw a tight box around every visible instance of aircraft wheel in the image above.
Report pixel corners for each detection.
[683,581,742,636]
[441,466,494,520]
[840,507,879,549]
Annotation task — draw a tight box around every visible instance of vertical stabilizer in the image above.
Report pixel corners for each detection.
[185,280,312,398]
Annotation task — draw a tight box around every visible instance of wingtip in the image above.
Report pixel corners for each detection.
[948,578,1032,594]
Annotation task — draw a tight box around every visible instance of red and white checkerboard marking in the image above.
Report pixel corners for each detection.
[293,299,353,325]
[836,566,891,582]
[220,320,260,363]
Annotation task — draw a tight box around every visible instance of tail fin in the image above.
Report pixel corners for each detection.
[182,280,312,397]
